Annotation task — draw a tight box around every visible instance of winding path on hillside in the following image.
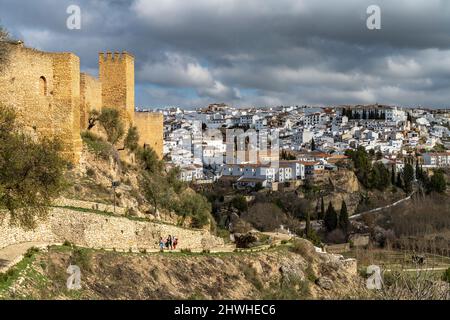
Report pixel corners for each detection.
[0,242,50,273]
[0,192,418,275]
[350,192,415,220]
[0,230,295,274]
[0,241,238,274]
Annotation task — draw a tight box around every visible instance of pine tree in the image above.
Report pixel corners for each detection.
[339,201,350,235]
[324,202,338,232]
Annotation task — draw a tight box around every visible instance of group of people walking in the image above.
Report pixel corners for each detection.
[159,235,178,251]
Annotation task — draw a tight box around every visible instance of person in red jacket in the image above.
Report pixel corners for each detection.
[173,237,178,249]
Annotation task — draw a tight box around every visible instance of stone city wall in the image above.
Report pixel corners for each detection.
[134,112,164,159]
[0,42,163,164]
[0,207,224,251]
[80,73,102,130]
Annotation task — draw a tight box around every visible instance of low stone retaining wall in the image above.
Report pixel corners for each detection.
[53,197,127,215]
[0,207,224,251]
[324,243,351,254]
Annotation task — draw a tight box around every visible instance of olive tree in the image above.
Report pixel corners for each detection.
[0,106,67,229]
[98,108,125,145]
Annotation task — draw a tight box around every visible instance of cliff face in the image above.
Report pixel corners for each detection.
[303,170,361,215]
[1,240,366,300]
[322,174,361,215]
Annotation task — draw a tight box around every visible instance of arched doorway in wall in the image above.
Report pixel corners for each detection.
[39,76,47,95]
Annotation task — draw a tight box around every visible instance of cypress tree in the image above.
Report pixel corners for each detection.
[305,211,311,237]
[318,197,325,220]
[324,202,338,232]
[339,201,350,235]
[311,138,316,151]
[415,161,420,180]
[403,163,415,194]
[391,165,396,185]
[396,172,403,189]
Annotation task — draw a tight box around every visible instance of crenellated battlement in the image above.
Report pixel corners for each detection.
[0,42,163,163]
[99,49,135,130]
[99,51,134,63]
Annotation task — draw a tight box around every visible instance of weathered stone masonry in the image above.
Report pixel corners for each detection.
[0,208,224,251]
[0,41,163,162]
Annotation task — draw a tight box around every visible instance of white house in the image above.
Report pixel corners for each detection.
[422,152,450,167]
[279,161,306,180]
[386,107,407,123]
[179,164,204,182]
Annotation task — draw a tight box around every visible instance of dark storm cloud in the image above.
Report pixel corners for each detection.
[1,0,450,108]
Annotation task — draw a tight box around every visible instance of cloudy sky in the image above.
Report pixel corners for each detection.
[1,0,450,109]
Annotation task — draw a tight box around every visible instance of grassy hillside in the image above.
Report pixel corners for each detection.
[0,241,365,300]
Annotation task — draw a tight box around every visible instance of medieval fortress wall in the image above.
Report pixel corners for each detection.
[80,73,102,130]
[134,112,164,159]
[0,41,163,161]
[0,42,185,252]
[99,52,135,128]
[0,207,224,252]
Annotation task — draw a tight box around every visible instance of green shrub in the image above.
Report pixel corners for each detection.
[125,207,137,217]
[81,131,114,160]
[442,267,450,283]
[176,192,212,229]
[124,126,139,152]
[290,239,316,262]
[216,228,231,242]
[98,108,124,145]
[137,147,163,174]
[262,275,310,300]
[428,170,447,193]
[0,105,67,229]
[24,247,40,258]
[40,261,47,271]
[242,264,263,291]
[86,168,95,177]
[187,291,206,300]
[0,269,15,285]
[63,240,73,247]
[231,195,248,212]
[70,248,92,271]
[306,229,322,247]
[137,150,212,229]
[305,265,317,282]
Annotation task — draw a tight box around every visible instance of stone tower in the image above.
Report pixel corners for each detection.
[98,51,135,126]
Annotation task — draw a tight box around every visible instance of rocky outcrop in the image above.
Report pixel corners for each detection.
[321,170,361,215]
